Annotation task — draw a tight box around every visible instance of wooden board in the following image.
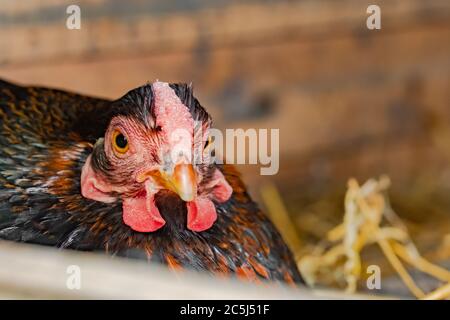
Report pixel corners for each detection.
[0,240,378,299]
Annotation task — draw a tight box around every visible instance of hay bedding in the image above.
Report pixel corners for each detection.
[263,175,450,299]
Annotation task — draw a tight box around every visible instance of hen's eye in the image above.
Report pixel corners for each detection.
[112,129,129,154]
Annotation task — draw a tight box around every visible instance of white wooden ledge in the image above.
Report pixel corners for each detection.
[0,240,374,299]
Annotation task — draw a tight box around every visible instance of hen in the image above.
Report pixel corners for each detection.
[0,79,302,284]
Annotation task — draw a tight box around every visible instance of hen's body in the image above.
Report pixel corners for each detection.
[0,79,302,284]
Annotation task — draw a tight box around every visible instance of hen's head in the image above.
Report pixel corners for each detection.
[80,82,232,233]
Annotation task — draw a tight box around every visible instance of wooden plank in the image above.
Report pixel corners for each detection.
[0,0,448,65]
[0,240,379,299]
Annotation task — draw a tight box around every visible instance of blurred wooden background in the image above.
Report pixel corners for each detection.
[0,0,449,195]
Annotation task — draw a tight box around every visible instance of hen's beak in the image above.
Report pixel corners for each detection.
[166,163,197,202]
[137,163,197,202]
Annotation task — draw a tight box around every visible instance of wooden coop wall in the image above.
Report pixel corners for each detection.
[0,0,449,193]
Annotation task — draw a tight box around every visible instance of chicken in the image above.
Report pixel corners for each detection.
[0,79,302,284]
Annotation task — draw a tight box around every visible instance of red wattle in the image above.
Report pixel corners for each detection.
[186,197,217,232]
[122,196,165,232]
